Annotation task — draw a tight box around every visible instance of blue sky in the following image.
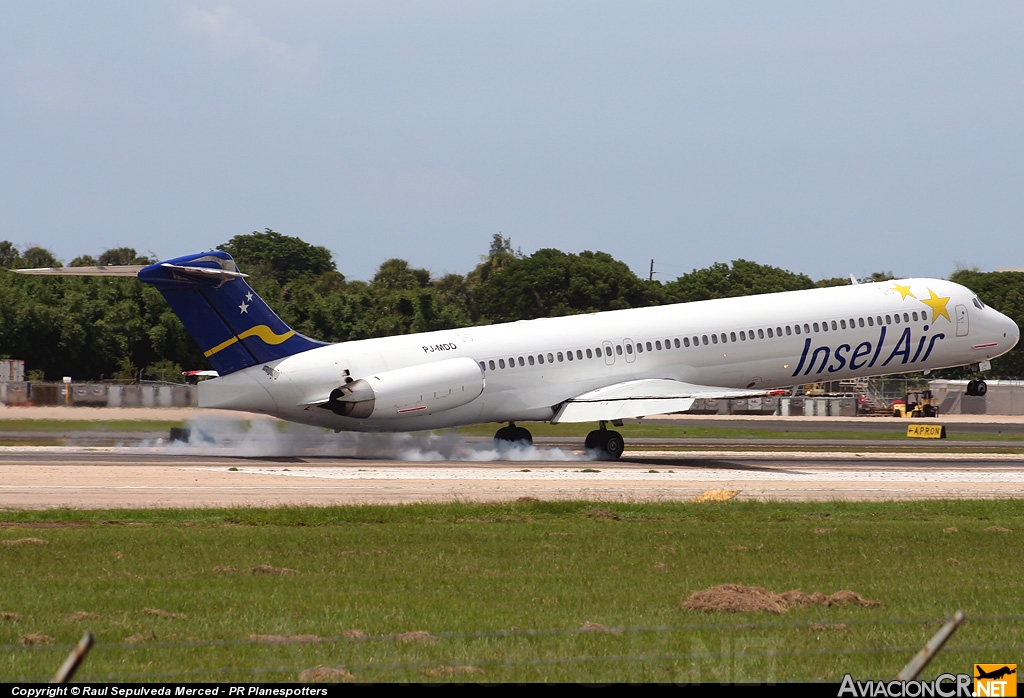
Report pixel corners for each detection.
[2,2,1022,281]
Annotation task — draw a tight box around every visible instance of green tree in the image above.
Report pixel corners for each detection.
[220,229,335,285]
[371,258,430,291]
[473,248,660,323]
[662,259,815,303]
[22,247,60,268]
[98,248,154,266]
[0,241,21,269]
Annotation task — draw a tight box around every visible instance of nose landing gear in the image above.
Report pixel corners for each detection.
[965,361,991,397]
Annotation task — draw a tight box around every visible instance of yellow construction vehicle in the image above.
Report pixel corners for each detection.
[892,390,938,418]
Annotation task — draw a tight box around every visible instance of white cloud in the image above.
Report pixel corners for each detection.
[183,5,307,67]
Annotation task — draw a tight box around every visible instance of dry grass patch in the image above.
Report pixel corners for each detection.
[143,607,187,619]
[67,611,101,622]
[20,633,54,646]
[985,526,1012,533]
[1,612,20,622]
[681,584,881,613]
[692,489,740,503]
[250,634,321,644]
[299,666,355,683]
[212,565,236,573]
[2,537,46,546]
[396,630,435,643]
[580,621,620,634]
[943,526,958,533]
[251,564,298,575]
[423,665,485,677]
[124,632,156,644]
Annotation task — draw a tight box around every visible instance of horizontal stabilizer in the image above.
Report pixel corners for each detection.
[14,265,145,277]
[552,379,768,424]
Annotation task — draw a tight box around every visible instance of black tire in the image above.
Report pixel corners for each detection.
[494,426,516,444]
[966,380,977,397]
[514,427,533,445]
[602,431,625,460]
[976,380,988,397]
[584,430,602,450]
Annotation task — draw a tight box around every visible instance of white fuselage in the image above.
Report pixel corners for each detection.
[200,278,1019,431]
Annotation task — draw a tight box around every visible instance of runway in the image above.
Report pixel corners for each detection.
[2,446,1023,508]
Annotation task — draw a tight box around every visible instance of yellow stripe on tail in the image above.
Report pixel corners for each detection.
[204,326,296,358]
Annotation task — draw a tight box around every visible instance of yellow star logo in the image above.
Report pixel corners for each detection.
[891,283,916,300]
[919,288,951,323]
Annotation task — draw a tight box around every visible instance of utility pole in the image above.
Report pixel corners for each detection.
[649,259,655,282]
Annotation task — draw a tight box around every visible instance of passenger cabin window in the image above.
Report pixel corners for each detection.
[647,341,653,351]
[859,318,865,327]
[793,325,800,335]
[674,338,681,348]
[767,328,773,338]
[499,359,506,369]
[813,322,820,332]
[479,362,485,372]
[489,360,495,370]
[536,354,543,365]
[584,349,590,359]
[785,326,792,336]
[711,334,718,344]
[518,357,525,366]
[740,331,746,340]
[684,337,691,347]
[757,329,764,339]
[557,352,564,362]
[702,335,709,345]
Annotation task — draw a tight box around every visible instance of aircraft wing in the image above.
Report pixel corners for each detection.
[551,379,771,424]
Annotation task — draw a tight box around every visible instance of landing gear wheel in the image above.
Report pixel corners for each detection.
[602,431,624,460]
[584,429,624,460]
[975,380,988,397]
[494,424,533,447]
[966,380,977,397]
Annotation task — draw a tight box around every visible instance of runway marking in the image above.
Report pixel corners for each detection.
[195,466,1024,484]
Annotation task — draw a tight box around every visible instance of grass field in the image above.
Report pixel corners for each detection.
[2,500,1021,683]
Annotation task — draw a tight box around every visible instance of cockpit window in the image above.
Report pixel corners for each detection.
[972,297,985,310]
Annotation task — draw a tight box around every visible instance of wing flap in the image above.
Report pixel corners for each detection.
[552,379,770,424]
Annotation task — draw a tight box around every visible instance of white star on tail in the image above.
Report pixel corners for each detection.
[238,301,249,314]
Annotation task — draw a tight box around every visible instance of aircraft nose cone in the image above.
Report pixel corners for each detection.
[1002,312,1020,351]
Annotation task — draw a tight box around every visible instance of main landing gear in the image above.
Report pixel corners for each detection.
[493,421,626,460]
[965,362,990,397]
[585,422,625,460]
[494,422,533,447]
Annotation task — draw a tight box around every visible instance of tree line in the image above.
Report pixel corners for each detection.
[1,230,1021,381]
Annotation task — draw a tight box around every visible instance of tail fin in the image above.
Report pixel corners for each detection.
[138,251,325,375]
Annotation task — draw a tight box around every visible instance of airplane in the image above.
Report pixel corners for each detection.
[975,666,1016,681]
[17,251,1020,458]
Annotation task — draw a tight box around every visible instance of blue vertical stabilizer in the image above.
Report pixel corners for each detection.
[138,251,326,375]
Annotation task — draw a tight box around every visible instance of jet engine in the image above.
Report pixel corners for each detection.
[321,357,485,419]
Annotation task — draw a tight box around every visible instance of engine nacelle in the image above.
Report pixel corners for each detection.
[323,357,485,419]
